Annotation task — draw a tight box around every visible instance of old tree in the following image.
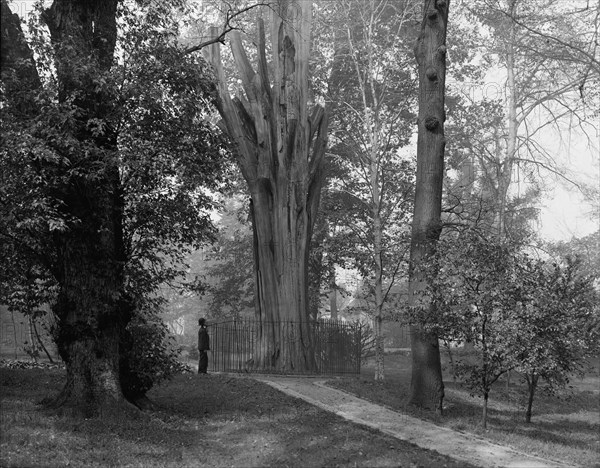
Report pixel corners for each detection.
[202,1,328,371]
[1,0,130,416]
[407,0,450,410]
[1,0,228,415]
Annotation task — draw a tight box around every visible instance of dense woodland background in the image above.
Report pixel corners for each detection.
[1,0,598,420]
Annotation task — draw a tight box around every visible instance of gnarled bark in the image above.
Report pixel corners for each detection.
[204,2,328,372]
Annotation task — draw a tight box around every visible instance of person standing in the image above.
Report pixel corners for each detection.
[198,318,210,374]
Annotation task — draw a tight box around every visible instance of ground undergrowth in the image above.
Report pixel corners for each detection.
[1,362,472,468]
[326,352,600,468]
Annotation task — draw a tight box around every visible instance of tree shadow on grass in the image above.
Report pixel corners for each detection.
[492,417,600,450]
[442,398,598,444]
[2,368,478,467]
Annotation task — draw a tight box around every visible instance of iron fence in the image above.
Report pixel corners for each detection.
[207,319,361,375]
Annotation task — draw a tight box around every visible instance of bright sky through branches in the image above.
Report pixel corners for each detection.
[10,0,599,241]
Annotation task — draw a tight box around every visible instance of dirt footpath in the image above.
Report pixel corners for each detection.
[254,376,571,468]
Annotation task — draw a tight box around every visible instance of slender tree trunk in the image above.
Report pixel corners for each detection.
[370,95,384,380]
[373,200,385,381]
[482,390,489,429]
[407,0,449,411]
[204,3,328,372]
[346,3,387,381]
[497,1,518,239]
[525,372,538,423]
[32,319,54,363]
[443,341,456,382]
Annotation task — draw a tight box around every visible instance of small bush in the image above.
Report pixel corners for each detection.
[120,307,192,401]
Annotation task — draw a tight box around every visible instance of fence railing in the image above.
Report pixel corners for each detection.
[207,319,361,375]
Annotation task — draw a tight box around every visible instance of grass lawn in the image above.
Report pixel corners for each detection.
[326,351,600,468]
[1,362,473,468]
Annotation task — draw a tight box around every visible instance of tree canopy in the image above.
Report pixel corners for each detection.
[0,0,232,414]
[1,0,597,419]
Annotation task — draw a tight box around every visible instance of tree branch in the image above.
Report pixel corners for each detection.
[184,3,270,55]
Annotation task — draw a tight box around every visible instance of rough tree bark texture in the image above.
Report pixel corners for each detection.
[407,0,449,411]
[41,0,132,417]
[205,1,328,372]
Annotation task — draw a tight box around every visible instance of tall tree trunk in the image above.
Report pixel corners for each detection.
[407,0,449,411]
[204,2,328,372]
[41,0,133,417]
[497,2,518,240]
[373,187,385,381]
[497,3,518,391]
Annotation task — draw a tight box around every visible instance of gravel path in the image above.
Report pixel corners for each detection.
[254,376,571,468]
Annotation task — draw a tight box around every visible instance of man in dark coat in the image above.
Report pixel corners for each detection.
[198,318,210,374]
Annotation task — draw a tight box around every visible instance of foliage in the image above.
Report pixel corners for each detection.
[115,1,234,300]
[203,196,255,320]
[0,359,64,370]
[313,1,419,380]
[327,353,600,468]
[443,97,540,242]
[0,260,56,327]
[0,0,232,405]
[409,231,518,427]
[548,230,600,283]
[112,2,233,395]
[443,0,599,242]
[321,0,417,284]
[407,230,599,425]
[120,301,193,401]
[507,255,600,421]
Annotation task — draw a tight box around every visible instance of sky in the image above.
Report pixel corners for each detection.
[534,124,599,241]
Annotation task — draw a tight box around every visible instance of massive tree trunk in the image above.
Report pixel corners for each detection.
[41,0,132,417]
[407,0,449,411]
[205,2,328,372]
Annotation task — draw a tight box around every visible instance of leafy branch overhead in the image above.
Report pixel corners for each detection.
[0,0,232,414]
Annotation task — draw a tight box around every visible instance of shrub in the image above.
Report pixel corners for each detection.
[120,305,192,404]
